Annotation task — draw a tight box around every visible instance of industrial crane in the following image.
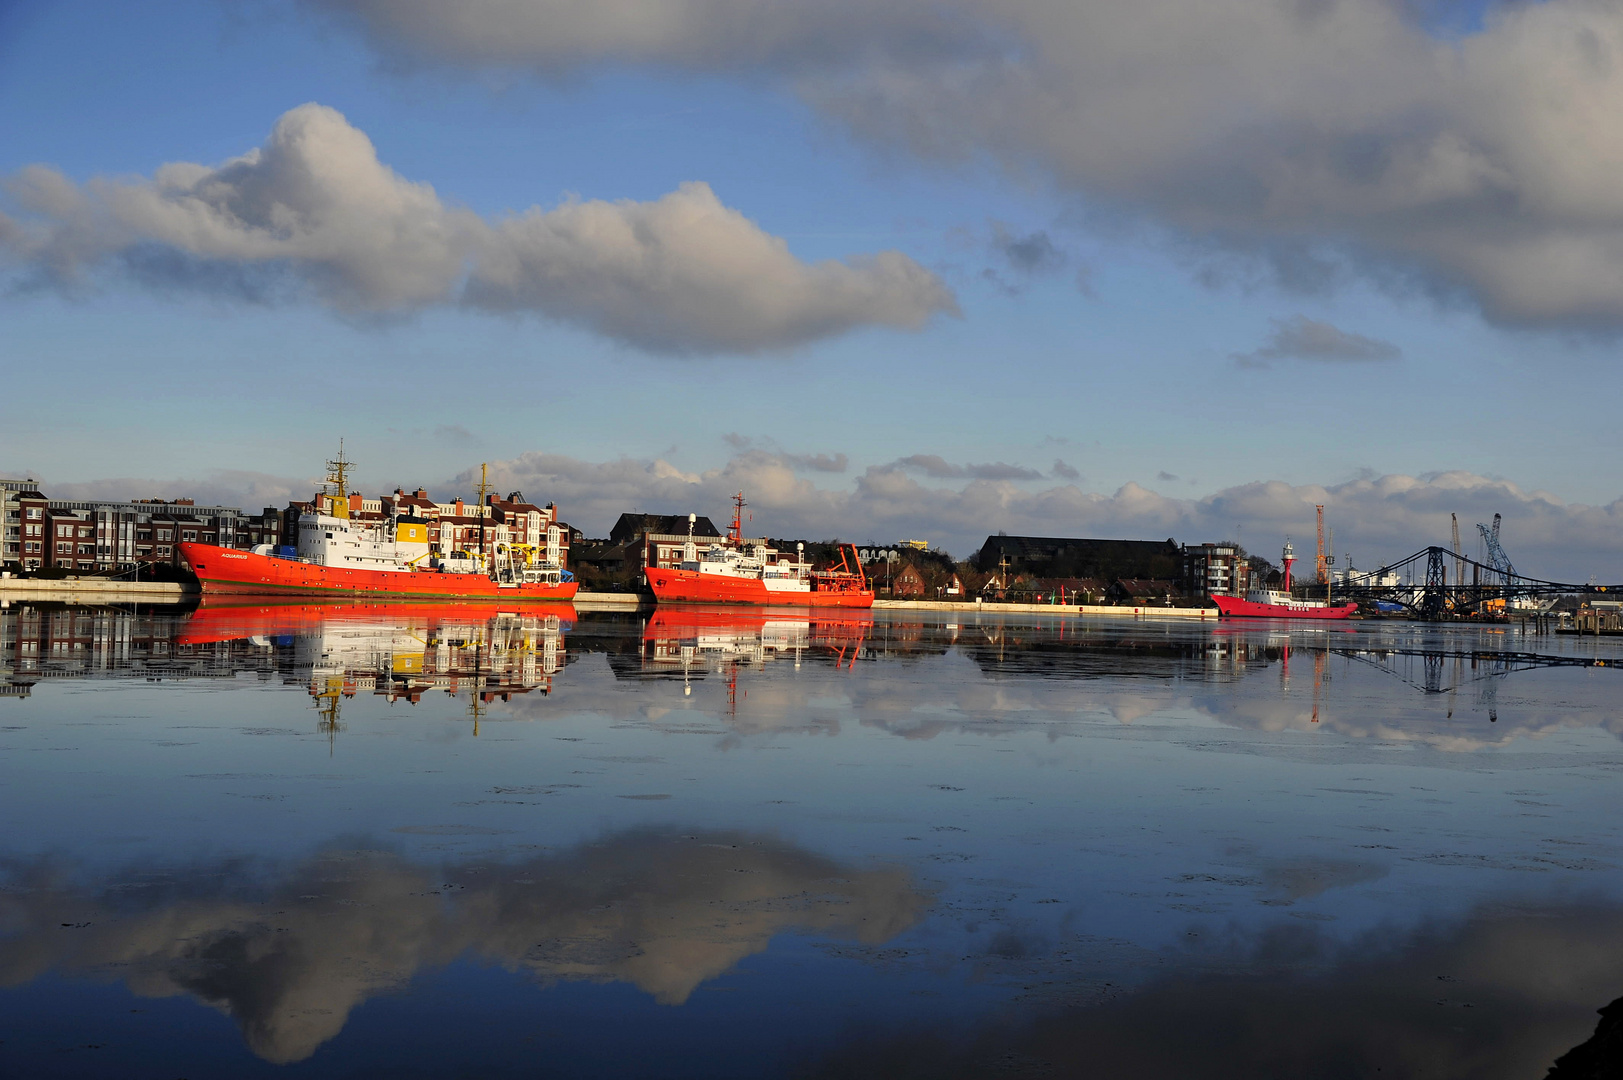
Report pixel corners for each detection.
[1451,514,1464,589]
[1316,505,1327,585]
[1476,514,1517,588]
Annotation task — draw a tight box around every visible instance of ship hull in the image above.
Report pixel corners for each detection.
[1212,594,1358,620]
[180,543,578,602]
[645,566,873,608]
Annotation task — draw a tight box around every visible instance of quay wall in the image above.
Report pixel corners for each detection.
[572,592,649,611]
[876,599,1218,619]
[0,578,194,602]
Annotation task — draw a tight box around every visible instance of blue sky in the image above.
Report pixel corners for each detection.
[3,0,1622,573]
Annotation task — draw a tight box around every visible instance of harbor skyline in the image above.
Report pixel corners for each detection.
[5,1,1623,579]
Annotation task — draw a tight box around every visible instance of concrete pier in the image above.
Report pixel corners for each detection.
[876,599,1218,619]
[0,578,195,603]
[572,591,649,612]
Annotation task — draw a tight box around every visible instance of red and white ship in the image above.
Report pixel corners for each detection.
[1211,540,1357,620]
[643,494,873,608]
[181,450,577,603]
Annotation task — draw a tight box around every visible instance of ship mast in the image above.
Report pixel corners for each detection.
[476,462,490,565]
[728,492,747,544]
[326,441,353,520]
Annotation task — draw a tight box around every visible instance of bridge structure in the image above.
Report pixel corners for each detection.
[1326,546,1623,620]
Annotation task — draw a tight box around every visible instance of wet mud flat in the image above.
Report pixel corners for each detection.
[2,604,1621,1077]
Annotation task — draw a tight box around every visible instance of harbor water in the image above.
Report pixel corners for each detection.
[2,602,1621,1078]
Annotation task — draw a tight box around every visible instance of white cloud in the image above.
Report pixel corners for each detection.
[306,0,986,74]
[891,454,1044,481]
[1234,315,1401,368]
[314,0,1623,330]
[0,104,955,353]
[470,451,1623,581]
[43,470,312,511]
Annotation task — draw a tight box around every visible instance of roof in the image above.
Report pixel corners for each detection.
[610,513,722,544]
[980,535,1179,560]
[1112,578,1182,597]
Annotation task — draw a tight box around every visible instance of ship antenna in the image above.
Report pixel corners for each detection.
[729,492,746,544]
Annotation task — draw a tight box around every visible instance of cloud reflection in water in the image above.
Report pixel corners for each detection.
[0,830,926,1064]
[801,901,1623,1080]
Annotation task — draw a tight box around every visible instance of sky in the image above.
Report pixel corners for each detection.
[3,0,1623,577]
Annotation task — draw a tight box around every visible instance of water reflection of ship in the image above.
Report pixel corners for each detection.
[176,601,576,738]
[638,607,872,701]
[293,607,573,737]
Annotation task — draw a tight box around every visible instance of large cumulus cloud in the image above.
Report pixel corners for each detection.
[314,0,1623,330]
[0,103,955,353]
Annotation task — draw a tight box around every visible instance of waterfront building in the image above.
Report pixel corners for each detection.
[1182,542,1253,599]
[41,498,243,572]
[976,535,1183,582]
[2,479,42,568]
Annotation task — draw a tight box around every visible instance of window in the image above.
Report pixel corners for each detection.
[56,542,72,554]
[25,524,41,537]
[156,529,172,541]
[136,546,151,556]
[137,530,152,541]
[157,546,172,557]
[182,530,197,542]
[25,542,40,553]
[77,545,93,556]
[26,508,40,520]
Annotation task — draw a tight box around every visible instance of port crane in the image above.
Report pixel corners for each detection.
[1324,543,1623,619]
[1476,514,1516,589]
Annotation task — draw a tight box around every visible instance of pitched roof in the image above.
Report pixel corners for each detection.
[610,513,722,544]
[1113,578,1182,597]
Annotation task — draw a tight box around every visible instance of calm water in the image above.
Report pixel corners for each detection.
[3,601,1622,1079]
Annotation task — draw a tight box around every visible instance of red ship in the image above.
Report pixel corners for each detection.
[181,448,576,603]
[1210,540,1357,620]
[183,543,578,601]
[643,494,873,608]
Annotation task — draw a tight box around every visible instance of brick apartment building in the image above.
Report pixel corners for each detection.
[2,486,243,573]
